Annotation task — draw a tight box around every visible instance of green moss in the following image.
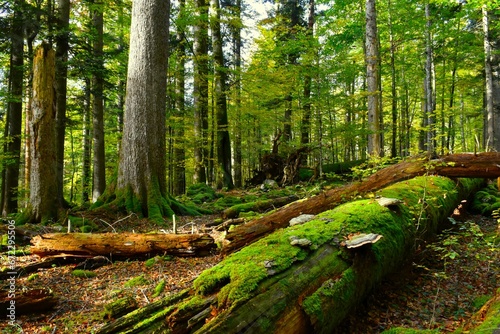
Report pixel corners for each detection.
[471,184,500,215]
[187,183,218,204]
[472,294,492,310]
[27,273,39,281]
[152,280,166,298]
[124,274,148,287]
[72,269,97,278]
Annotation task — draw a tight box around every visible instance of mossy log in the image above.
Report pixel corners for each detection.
[103,296,138,320]
[222,195,299,219]
[103,176,482,333]
[30,233,215,258]
[223,152,500,254]
[461,287,500,333]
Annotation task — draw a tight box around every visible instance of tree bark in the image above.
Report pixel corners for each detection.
[222,194,299,219]
[90,0,199,222]
[30,233,215,258]
[55,0,70,208]
[193,0,209,184]
[27,44,58,223]
[91,0,106,202]
[365,0,381,157]
[223,152,500,254]
[102,175,482,333]
[1,0,24,215]
[210,0,234,189]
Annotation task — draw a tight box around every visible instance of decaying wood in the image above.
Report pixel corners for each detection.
[104,176,482,333]
[103,296,138,320]
[0,288,58,316]
[222,195,299,219]
[223,152,500,254]
[30,233,215,258]
[213,218,245,232]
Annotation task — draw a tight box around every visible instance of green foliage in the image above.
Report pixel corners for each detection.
[124,275,148,287]
[71,269,97,278]
[381,328,440,334]
[471,184,500,215]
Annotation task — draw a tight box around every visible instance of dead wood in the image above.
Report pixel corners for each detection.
[30,233,215,258]
[103,176,482,333]
[0,288,58,316]
[222,195,299,219]
[222,152,500,254]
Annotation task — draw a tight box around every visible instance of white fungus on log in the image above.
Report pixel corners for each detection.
[342,233,383,249]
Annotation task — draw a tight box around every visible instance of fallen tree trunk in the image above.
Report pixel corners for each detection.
[30,233,215,258]
[222,195,299,219]
[99,175,482,333]
[223,152,500,254]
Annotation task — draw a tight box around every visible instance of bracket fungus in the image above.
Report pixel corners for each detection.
[342,233,383,249]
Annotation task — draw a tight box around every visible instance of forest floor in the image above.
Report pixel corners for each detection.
[0,189,499,333]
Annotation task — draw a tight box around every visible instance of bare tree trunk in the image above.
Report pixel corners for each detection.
[54,0,70,209]
[232,0,243,188]
[82,78,92,203]
[28,44,58,223]
[483,5,494,151]
[211,0,234,189]
[91,0,106,202]
[365,0,381,157]
[1,0,24,215]
[193,0,209,184]
[172,0,187,196]
[424,3,436,155]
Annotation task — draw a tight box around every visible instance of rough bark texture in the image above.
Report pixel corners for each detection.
[92,0,190,222]
[211,0,234,189]
[365,0,381,156]
[1,1,24,215]
[30,233,215,258]
[0,288,58,316]
[103,175,482,333]
[193,0,209,184]
[55,0,70,208]
[223,152,500,254]
[28,44,58,223]
[91,0,106,202]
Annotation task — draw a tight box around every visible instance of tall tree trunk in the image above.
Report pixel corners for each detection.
[82,78,92,204]
[365,0,381,157]
[172,0,187,196]
[483,5,494,151]
[424,3,435,155]
[28,44,58,223]
[91,0,106,202]
[54,0,70,208]
[211,0,234,189]
[193,0,209,184]
[231,0,243,188]
[388,0,397,158]
[301,0,314,165]
[2,0,24,215]
[92,0,197,221]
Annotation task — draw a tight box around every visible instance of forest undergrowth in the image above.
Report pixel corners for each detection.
[0,181,499,333]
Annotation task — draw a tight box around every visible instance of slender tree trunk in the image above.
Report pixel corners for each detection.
[91,0,106,202]
[483,5,494,151]
[424,3,436,155]
[211,0,234,189]
[232,0,243,188]
[173,0,187,196]
[54,0,70,209]
[388,0,397,158]
[301,0,314,165]
[28,44,58,223]
[2,1,24,215]
[82,78,92,204]
[193,0,209,184]
[365,0,381,157]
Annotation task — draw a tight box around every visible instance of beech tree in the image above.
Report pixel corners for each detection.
[94,0,196,221]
